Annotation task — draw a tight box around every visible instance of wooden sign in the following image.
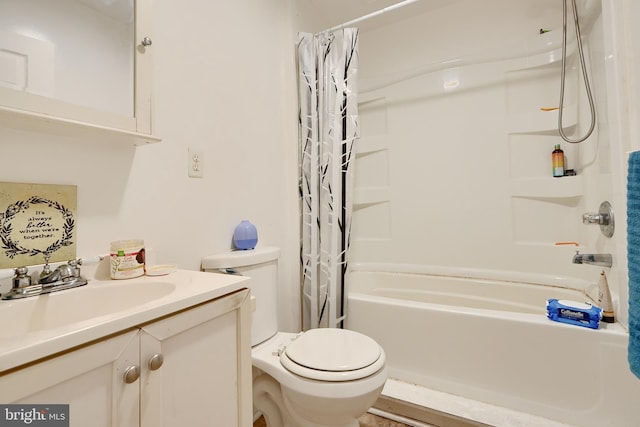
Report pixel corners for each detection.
[0,182,77,268]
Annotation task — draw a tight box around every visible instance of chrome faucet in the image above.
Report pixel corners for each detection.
[572,251,612,268]
[2,259,89,300]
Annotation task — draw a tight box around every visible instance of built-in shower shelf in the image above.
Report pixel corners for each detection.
[508,104,577,134]
[510,175,583,198]
[355,135,389,154]
[509,29,577,71]
[353,186,391,208]
[511,47,565,71]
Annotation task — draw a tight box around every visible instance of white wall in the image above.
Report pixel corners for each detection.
[0,0,302,332]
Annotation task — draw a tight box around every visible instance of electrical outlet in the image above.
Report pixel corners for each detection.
[188,148,204,178]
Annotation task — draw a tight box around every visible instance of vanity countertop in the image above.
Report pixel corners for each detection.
[0,268,249,372]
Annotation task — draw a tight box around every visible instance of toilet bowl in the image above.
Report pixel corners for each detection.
[253,330,387,427]
[202,247,387,427]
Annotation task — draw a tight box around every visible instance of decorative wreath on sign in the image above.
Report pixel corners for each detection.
[0,196,75,259]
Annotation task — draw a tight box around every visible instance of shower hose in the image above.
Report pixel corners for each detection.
[558,0,597,143]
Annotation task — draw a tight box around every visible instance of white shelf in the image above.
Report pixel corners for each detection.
[0,105,161,146]
[508,104,577,135]
[510,175,584,198]
[353,186,391,208]
[355,135,389,155]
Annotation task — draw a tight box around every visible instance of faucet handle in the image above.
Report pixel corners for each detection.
[57,264,76,280]
[66,258,83,278]
[581,201,615,238]
[13,267,32,288]
[40,262,51,275]
[582,212,608,225]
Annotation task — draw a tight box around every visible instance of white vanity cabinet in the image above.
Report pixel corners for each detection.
[0,289,252,427]
[139,289,252,427]
[0,329,141,426]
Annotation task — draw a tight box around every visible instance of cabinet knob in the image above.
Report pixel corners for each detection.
[148,353,164,371]
[141,37,153,47]
[123,365,140,384]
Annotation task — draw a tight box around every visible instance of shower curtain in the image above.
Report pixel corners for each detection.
[297,29,359,330]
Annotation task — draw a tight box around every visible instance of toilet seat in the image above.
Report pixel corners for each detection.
[279,329,385,382]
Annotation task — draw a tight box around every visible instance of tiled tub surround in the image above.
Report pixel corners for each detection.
[346,267,640,427]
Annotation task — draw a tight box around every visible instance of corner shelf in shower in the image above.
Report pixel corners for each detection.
[353,186,391,209]
[508,104,577,135]
[510,175,584,198]
[355,135,388,155]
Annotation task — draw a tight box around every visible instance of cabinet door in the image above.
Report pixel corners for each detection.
[134,0,154,135]
[0,330,140,427]
[140,289,252,427]
[0,0,158,144]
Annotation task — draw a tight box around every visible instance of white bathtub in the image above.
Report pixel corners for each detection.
[346,266,640,427]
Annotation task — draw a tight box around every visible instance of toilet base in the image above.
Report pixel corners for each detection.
[251,332,387,427]
[253,369,372,427]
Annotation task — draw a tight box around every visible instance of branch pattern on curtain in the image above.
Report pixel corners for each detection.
[298,29,359,330]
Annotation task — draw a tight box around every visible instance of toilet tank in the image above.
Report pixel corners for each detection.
[202,247,280,346]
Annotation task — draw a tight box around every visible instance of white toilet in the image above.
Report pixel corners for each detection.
[202,246,387,427]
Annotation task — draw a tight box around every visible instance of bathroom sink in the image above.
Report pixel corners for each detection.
[0,267,250,373]
[0,280,176,339]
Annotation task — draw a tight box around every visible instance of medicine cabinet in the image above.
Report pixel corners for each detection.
[0,0,160,145]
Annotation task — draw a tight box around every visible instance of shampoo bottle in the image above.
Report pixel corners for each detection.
[597,270,615,323]
[552,144,565,177]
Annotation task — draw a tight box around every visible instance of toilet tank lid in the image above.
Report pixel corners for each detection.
[201,246,280,269]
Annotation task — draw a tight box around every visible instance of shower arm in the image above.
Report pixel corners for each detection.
[558,0,597,144]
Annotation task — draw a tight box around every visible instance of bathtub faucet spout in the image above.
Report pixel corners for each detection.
[572,251,612,267]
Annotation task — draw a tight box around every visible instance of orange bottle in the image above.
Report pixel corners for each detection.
[552,144,565,177]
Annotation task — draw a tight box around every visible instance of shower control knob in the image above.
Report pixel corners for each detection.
[581,201,614,238]
[582,212,608,225]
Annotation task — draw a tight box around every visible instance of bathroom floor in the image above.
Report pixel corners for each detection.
[253,413,412,426]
